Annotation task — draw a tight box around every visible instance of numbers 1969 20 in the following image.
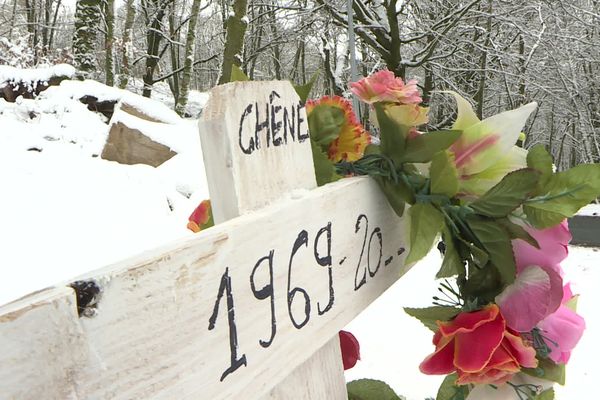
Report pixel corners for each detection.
[207,213,404,382]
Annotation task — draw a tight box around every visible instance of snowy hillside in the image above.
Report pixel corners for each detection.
[0,78,208,306]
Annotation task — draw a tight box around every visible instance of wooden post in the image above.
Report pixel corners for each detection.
[199,80,346,398]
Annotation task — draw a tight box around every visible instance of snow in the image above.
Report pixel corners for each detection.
[0,64,76,86]
[577,203,600,217]
[42,79,183,124]
[0,79,208,306]
[126,78,209,118]
[345,246,599,399]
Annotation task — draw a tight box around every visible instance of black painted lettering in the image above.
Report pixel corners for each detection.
[354,214,368,291]
[283,106,295,144]
[255,101,269,149]
[250,251,276,348]
[297,103,309,143]
[208,267,247,381]
[238,104,254,154]
[367,227,383,277]
[287,230,311,329]
[270,91,283,146]
[314,222,334,315]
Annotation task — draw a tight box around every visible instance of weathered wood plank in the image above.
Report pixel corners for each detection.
[263,336,348,399]
[0,287,85,400]
[198,80,345,399]
[198,81,316,223]
[0,176,409,399]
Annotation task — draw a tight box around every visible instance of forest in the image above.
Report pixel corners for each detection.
[1,0,599,170]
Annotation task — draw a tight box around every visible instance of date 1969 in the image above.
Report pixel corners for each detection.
[207,213,404,382]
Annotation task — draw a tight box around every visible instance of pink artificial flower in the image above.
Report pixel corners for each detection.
[496,220,572,332]
[339,330,361,370]
[512,219,571,273]
[350,70,422,105]
[538,284,586,364]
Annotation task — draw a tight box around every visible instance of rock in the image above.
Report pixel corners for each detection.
[0,64,75,102]
[78,95,118,120]
[101,119,177,167]
[119,101,173,124]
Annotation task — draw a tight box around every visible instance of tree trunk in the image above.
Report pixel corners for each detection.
[168,4,181,105]
[118,0,135,88]
[104,0,115,86]
[474,0,492,119]
[218,0,248,85]
[47,0,63,51]
[175,0,202,115]
[73,0,102,76]
[142,0,170,97]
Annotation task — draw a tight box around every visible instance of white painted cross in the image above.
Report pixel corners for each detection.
[0,81,410,399]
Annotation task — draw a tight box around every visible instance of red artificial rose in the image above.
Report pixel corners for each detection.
[339,330,361,370]
[419,304,537,385]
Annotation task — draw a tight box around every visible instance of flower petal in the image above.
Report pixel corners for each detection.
[450,102,537,176]
[513,220,571,274]
[338,330,361,370]
[496,265,563,332]
[439,91,480,131]
[438,304,499,337]
[454,309,505,372]
[538,304,585,364]
[459,146,528,196]
[503,331,538,368]
[419,337,456,375]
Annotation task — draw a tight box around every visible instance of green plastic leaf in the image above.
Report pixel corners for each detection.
[437,227,465,279]
[436,373,470,400]
[455,235,489,267]
[470,169,540,218]
[364,143,381,155]
[401,130,462,164]
[461,263,503,302]
[466,216,515,285]
[375,103,409,165]
[307,104,345,149]
[374,176,413,217]
[230,64,249,82]
[523,358,566,385]
[527,145,553,187]
[406,203,444,265]
[310,140,340,186]
[347,379,403,400]
[293,70,319,103]
[496,218,540,249]
[430,151,459,197]
[537,388,555,400]
[524,163,600,228]
[404,306,460,332]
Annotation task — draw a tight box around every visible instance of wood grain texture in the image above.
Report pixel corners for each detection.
[200,80,346,400]
[0,177,409,400]
[198,80,316,223]
[263,336,348,400]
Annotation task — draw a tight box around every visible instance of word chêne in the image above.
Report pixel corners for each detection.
[238,90,309,155]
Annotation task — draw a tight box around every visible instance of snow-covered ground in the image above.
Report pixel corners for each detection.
[0,79,208,306]
[0,76,597,399]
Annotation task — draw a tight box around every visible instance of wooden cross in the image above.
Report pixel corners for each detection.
[0,81,410,399]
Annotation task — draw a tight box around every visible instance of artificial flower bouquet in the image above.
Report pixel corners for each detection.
[306,70,600,400]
